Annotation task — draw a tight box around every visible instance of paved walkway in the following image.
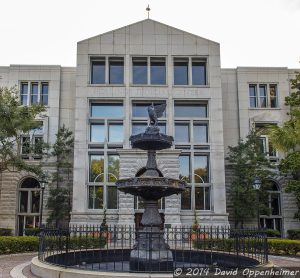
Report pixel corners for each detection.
[0,253,300,278]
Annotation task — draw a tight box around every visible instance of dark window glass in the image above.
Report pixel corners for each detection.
[108,155,119,182]
[258,137,267,154]
[20,178,40,188]
[269,84,278,108]
[192,59,206,85]
[181,187,191,210]
[89,155,104,182]
[91,60,105,84]
[194,123,208,143]
[41,83,48,105]
[19,191,28,212]
[20,83,28,105]
[271,193,280,215]
[91,103,123,118]
[90,124,105,142]
[195,187,204,210]
[31,83,38,104]
[158,198,165,210]
[174,58,188,85]
[108,124,123,142]
[22,137,30,154]
[194,155,209,183]
[174,103,207,118]
[132,102,166,117]
[107,186,118,209]
[151,58,166,85]
[33,137,43,155]
[205,187,211,210]
[175,123,189,142]
[132,57,147,84]
[109,58,124,84]
[249,85,257,108]
[134,196,145,209]
[31,191,40,213]
[179,155,190,183]
[259,85,267,108]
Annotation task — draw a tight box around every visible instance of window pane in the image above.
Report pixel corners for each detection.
[158,123,166,134]
[31,83,38,104]
[269,85,277,108]
[89,155,104,182]
[192,59,206,85]
[194,155,209,183]
[194,124,208,143]
[91,103,123,117]
[133,57,147,84]
[174,58,188,85]
[108,124,123,142]
[21,83,28,105]
[91,60,105,84]
[95,186,104,209]
[41,83,48,105]
[181,187,191,210]
[134,196,145,209]
[258,137,267,154]
[33,137,43,155]
[108,155,119,181]
[151,58,166,85]
[174,103,207,117]
[195,187,204,210]
[249,85,257,108]
[175,123,189,142]
[179,155,190,182]
[205,187,211,210]
[132,102,166,117]
[90,124,105,142]
[31,191,40,213]
[271,193,280,215]
[19,191,28,212]
[132,123,147,135]
[259,85,267,108]
[109,58,124,84]
[107,186,118,209]
[22,137,30,154]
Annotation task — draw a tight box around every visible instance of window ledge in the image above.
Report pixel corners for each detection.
[249,108,281,110]
[88,84,126,87]
[130,84,168,87]
[172,85,209,88]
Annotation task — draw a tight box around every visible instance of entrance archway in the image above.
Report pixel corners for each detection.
[17,177,41,235]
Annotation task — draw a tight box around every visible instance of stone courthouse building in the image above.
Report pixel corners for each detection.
[0,19,299,236]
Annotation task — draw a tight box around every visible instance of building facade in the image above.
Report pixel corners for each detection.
[0,19,298,236]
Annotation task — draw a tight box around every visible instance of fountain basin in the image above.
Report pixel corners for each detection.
[116,177,185,200]
[130,133,173,150]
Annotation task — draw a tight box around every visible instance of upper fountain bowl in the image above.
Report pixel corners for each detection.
[130,126,173,151]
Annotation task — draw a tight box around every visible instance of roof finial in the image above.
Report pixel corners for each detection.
[146,4,150,19]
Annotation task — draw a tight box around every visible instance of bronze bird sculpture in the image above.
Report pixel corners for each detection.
[147,103,166,126]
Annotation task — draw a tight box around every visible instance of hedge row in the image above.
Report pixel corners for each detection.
[0,235,107,255]
[287,229,300,240]
[0,236,39,254]
[193,238,300,256]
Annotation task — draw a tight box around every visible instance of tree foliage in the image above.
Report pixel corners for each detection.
[228,131,273,228]
[0,86,47,176]
[46,125,74,225]
[268,71,300,220]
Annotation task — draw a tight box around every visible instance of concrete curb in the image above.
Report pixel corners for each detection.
[10,261,31,278]
[31,256,173,278]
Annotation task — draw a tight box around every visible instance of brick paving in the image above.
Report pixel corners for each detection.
[0,253,300,278]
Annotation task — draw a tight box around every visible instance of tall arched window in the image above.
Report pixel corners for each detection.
[260,181,282,234]
[17,177,41,235]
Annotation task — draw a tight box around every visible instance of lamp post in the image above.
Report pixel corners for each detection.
[253,177,262,230]
[39,174,48,229]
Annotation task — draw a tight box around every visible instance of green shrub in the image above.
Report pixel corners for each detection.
[0,228,12,236]
[264,229,281,238]
[193,237,300,256]
[24,228,40,236]
[0,236,39,254]
[287,229,300,240]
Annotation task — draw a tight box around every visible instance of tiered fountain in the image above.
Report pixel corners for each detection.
[116,103,186,271]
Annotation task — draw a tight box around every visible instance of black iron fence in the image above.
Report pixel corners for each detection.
[38,225,268,273]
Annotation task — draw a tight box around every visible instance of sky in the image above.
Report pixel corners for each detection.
[0,0,299,68]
